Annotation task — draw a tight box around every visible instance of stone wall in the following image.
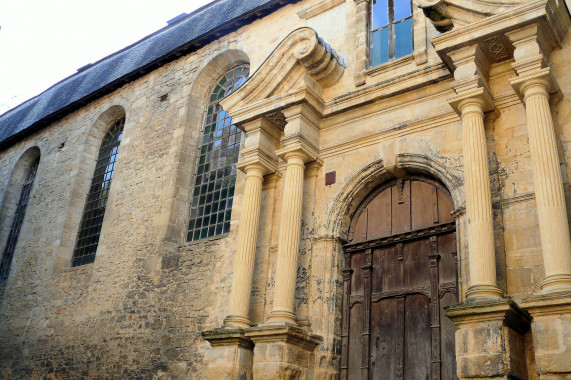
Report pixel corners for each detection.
[0,0,570,378]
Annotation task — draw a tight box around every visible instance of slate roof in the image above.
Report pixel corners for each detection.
[0,0,298,150]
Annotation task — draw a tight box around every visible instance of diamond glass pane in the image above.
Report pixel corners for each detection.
[72,118,124,267]
[187,65,249,241]
[0,158,39,284]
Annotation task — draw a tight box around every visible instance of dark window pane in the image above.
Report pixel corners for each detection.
[0,158,39,284]
[372,0,388,29]
[394,0,411,21]
[187,65,249,241]
[395,17,413,59]
[371,27,389,66]
[72,117,124,267]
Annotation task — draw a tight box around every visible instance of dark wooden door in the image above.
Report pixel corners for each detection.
[341,178,458,380]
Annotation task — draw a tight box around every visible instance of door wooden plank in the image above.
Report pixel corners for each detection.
[440,292,458,380]
[411,180,437,230]
[370,298,398,379]
[392,180,411,234]
[367,188,392,240]
[404,294,431,380]
[349,303,364,379]
[352,208,368,243]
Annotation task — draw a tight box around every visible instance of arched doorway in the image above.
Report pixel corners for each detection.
[340,177,458,379]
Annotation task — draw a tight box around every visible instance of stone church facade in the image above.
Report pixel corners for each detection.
[0,0,570,378]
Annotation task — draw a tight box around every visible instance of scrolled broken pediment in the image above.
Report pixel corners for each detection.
[220,27,346,124]
[416,0,526,32]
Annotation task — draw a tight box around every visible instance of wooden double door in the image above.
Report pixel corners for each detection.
[341,178,459,379]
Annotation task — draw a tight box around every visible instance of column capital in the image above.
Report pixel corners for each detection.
[509,67,559,102]
[448,87,495,116]
[237,147,279,176]
[275,138,319,164]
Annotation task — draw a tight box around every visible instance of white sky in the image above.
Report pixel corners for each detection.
[0,0,214,114]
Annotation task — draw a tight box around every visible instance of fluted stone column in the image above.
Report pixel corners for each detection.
[447,43,503,300]
[266,103,320,326]
[224,164,266,328]
[507,23,571,293]
[512,74,571,292]
[222,117,281,328]
[459,97,503,299]
[266,151,309,325]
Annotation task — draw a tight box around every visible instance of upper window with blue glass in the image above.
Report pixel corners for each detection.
[371,0,413,66]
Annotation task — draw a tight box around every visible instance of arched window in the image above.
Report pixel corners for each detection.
[371,0,413,66]
[187,65,249,241]
[0,157,39,284]
[72,117,124,266]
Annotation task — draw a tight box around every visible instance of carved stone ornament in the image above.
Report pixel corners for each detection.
[220,27,347,125]
[415,0,525,32]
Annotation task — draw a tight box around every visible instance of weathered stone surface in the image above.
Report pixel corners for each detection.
[0,0,570,378]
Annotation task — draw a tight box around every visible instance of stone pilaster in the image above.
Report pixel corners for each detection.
[224,117,281,328]
[202,329,255,380]
[507,24,571,293]
[245,325,322,380]
[447,44,503,300]
[266,103,320,326]
[519,292,571,379]
[444,299,532,380]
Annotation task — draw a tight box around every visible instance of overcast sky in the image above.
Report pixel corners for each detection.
[0,0,214,114]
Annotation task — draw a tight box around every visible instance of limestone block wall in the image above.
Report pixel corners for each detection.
[0,0,569,378]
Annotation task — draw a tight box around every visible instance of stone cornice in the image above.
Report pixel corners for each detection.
[432,0,570,72]
[297,0,345,19]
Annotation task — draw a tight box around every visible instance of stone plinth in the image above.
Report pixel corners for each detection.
[520,292,571,379]
[445,299,531,379]
[245,325,322,380]
[202,328,254,380]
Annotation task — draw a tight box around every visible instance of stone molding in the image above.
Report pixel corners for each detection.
[202,328,255,350]
[245,325,322,351]
[432,0,570,72]
[520,291,571,316]
[297,0,345,19]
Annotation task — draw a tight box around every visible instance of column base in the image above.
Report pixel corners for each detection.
[539,274,571,293]
[265,309,298,326]
[520,291,571,379]
[465,284,504,300]
[245,325,322,380]
[202,328,254,380]
[444,298,531,380]
[223,314,252,329]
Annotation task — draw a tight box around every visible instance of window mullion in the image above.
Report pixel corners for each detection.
[388,0,395,59]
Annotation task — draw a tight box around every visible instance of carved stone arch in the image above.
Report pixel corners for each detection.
[164,49,250,243]
[0,146,42,257]
[53,105,127,271]
[326,154,462,241]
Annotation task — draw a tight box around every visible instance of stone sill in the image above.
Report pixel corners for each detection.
[366,54,414,78]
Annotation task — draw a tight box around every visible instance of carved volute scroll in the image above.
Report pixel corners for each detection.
[220,27,347,126]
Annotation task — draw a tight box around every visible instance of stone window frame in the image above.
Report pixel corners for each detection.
[353,0,428,86]
[71,117,125,267]
[53,105,127,272]
[163,49,250,244]
[0,146,41,285]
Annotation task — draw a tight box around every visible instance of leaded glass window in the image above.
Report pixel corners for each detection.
[72,118,124,267]
[371,0,413,66]
[187,65,249,241]
[0,158,39,284]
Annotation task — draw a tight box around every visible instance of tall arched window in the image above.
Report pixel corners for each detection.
[187,65,249,241]
[72,117,124,267]
[0,157,39,284]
